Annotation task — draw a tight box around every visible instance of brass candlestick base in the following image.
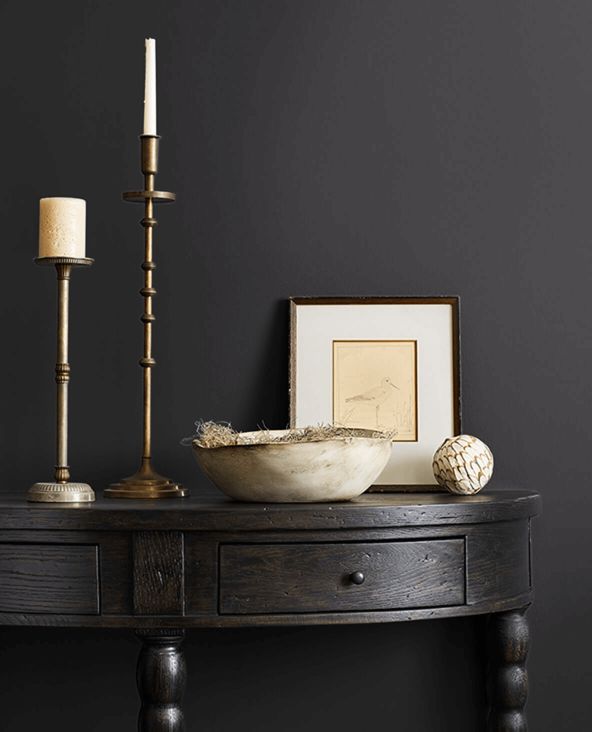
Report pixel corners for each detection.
[106,135,185,499]
[28,482,95,503]
[28,256,95,504]
[107,459,185,498]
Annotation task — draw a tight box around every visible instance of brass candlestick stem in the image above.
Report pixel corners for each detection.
[28,257,95,503]
[106,135,186,498]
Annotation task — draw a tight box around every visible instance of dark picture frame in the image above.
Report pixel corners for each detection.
[289,296,462,490]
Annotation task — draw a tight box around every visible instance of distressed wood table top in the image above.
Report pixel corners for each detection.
[0,485,540,628]
[0,485,539,531]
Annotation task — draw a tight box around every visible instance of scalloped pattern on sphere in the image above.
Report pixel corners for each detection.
[432,435,494,494]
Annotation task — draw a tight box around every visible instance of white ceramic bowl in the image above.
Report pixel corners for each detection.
[191,429,391,503]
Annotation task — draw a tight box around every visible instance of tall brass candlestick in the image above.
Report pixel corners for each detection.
[28,257,95,503]
[106,135,186,498]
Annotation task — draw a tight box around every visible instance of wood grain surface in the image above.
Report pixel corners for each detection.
[133,532,185,616]
[0,488,540,531]
[466,521,531,605]
[0,491,539,628]
[219,539,465,614]
[0,543,99,614]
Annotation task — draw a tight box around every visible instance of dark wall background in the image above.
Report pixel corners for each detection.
[0,1,589,729]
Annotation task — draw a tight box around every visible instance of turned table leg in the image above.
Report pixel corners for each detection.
[487,609,529,731]
[136,630,186,732]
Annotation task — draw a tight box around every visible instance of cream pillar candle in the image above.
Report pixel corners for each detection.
[38,197,86,258]
[143,38,157,135]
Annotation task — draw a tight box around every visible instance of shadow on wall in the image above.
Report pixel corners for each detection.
[243,299,290,430]
[0,619,485,732]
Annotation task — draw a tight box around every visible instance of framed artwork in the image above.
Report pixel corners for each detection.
[289,297,461,489]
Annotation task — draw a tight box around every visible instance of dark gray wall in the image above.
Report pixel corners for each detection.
[0,1,588,729]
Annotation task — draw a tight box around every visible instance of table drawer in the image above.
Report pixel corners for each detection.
[0,544,99,615]
[219,540,465,614]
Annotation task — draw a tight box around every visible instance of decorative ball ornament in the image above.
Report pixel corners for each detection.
[433,435,494,495]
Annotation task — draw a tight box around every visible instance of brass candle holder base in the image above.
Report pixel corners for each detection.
[105,460,186,499]
[28,482,95,503]
[28,256,95,504]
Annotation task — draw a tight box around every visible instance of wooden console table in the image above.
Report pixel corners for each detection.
[0,488,539,731]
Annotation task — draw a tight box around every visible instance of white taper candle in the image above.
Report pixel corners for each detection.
[143,38,157,135]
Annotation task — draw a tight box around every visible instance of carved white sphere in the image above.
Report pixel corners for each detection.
[433,435,494,495]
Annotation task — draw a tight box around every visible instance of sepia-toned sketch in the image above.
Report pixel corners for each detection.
[333,340,417,441]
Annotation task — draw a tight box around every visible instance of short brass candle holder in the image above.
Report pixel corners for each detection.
[106,135,186,499]
[28,256,95,503]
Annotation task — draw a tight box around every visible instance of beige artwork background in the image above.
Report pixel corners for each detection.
[333,340,418,441]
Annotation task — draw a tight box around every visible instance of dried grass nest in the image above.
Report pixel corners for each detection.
[186,421,396,449]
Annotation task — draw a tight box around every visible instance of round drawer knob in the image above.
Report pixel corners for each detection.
[349,571,365,585]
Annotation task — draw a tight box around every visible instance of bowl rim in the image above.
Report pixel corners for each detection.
[192,427,394,451]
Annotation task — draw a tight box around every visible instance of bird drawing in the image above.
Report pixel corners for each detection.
[344,377,399,428]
